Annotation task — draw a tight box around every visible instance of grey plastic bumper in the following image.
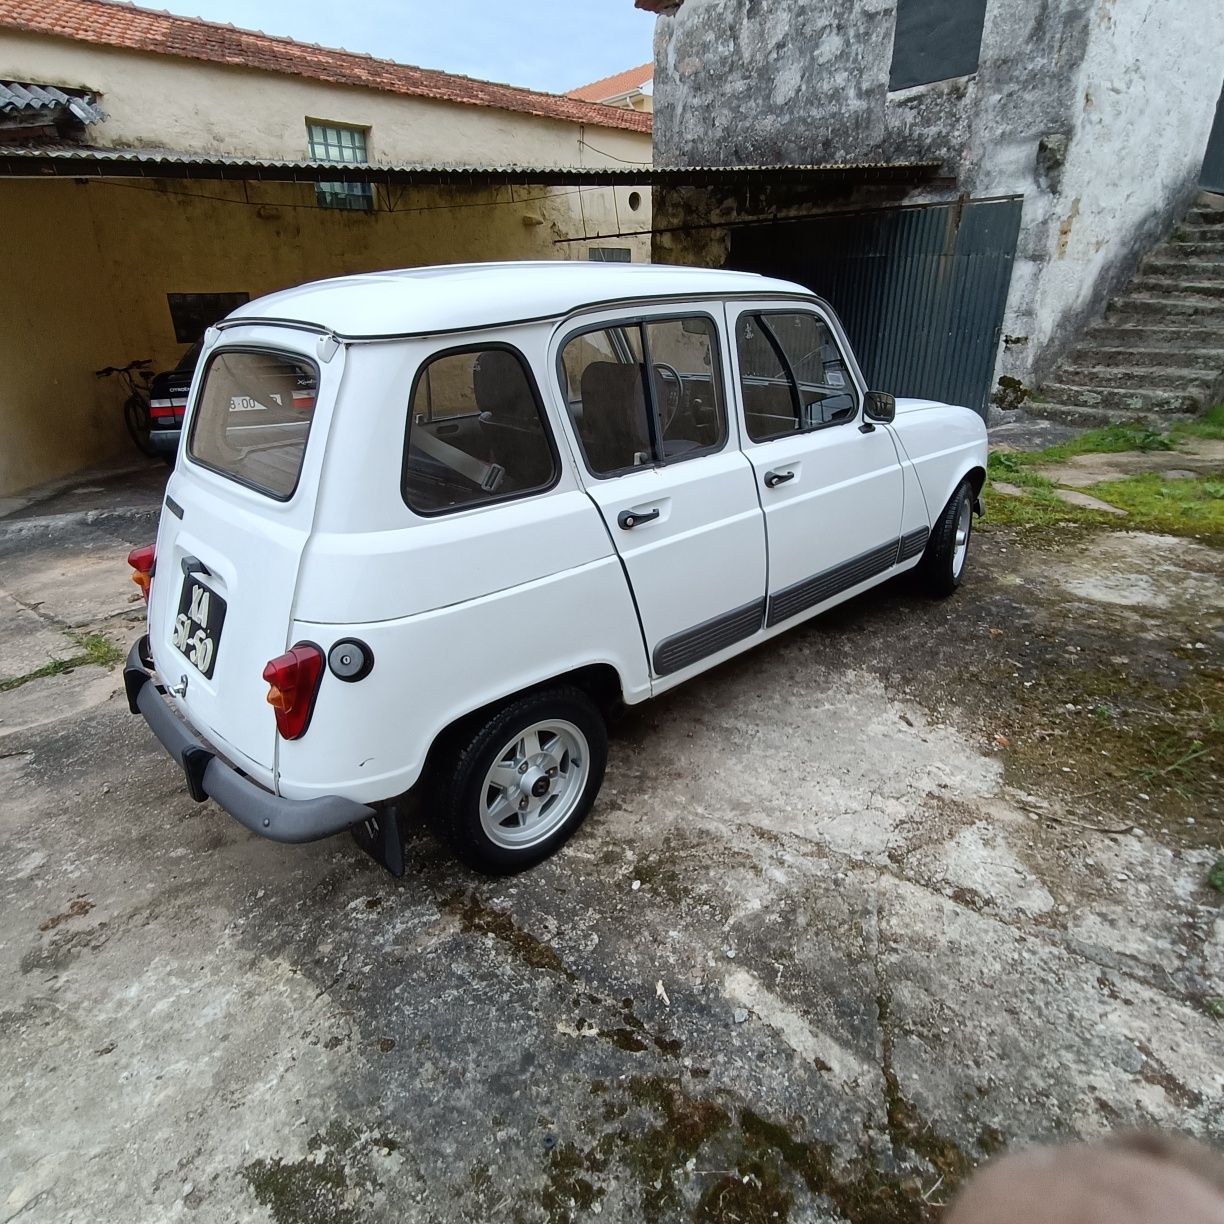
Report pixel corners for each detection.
[147,429,179,456]
[124,636,375,843]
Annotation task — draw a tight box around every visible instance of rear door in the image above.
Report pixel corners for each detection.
[147,328,334,775]
[555,308,767,680]
[727,302,906,628]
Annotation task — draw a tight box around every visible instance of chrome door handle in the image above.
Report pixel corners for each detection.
[618,507,661,530]
[764,469,795,489]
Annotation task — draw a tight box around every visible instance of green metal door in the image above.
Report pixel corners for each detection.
[1203,86,1224,194]
[728,197,1023,416]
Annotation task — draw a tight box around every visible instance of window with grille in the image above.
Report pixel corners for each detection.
[587,247,632,262]
[307,122,373,211]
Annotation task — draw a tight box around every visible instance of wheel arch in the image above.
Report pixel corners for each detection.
[415,662,625,795]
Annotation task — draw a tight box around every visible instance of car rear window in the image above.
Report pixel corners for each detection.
[188,349,318,499]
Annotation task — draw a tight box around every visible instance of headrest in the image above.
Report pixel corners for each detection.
[473,350,535,420]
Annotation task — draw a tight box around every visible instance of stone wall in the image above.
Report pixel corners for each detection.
[651,0,1224,392]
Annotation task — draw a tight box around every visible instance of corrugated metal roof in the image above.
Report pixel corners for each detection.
[0,81,105,124]
[0,144,942,189]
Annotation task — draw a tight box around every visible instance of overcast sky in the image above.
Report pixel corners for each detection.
[156,0,655,95]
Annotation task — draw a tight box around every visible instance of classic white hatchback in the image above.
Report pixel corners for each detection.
[124,262,987,875]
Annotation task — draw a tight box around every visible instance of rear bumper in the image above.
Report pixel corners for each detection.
[148,428,180,456]
[124,636,375,843]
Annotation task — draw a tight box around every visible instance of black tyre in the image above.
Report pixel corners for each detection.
[123,394,157,457]
[920,479,975,598]
[431,686,608,875]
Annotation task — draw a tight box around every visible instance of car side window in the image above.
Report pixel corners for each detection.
[559,315,727,478]
[735,311,857,443]
[403,346,557,515]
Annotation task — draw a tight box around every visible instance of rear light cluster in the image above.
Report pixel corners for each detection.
[149,397,187,425]
[128,544,156,601]
[263,643,325,740]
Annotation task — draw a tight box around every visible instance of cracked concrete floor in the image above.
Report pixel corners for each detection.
[1,518,1221,1224]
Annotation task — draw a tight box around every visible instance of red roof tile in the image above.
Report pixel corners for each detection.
[567,63,652,104]
[0,0,653,134]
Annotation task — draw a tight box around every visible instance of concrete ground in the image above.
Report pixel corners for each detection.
[1,484,1221,1222]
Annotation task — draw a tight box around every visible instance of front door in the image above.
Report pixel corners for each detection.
[727,302,906,628]
[555,309,767,679]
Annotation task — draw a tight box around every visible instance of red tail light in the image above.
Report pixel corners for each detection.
[262,643,325,740]
[128,544,156,601]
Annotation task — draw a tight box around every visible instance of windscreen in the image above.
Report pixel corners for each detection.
[187,349,318,499]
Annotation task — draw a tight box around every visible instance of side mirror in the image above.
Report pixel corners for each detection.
[864,391,896,423]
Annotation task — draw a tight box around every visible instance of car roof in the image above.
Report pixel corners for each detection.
[224,261,815,340]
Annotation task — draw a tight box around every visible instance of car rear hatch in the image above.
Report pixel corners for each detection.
[146,326,335,779]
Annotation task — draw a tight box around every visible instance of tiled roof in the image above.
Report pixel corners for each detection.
[0,0,654,134]
[567,63,652,103]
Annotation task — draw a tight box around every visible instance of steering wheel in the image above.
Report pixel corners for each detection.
[652,362,684,431]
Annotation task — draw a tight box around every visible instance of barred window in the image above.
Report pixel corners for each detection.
[307,122,373,212]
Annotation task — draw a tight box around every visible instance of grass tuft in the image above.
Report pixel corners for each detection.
[1209,858,1224,895]
[0,631,124,693]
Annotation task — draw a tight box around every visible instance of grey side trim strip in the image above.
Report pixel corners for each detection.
[897,525,930,562]
[766,540,898,628]
[653,597,766,677]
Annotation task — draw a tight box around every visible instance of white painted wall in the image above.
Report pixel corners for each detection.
[1004,0,1224,372]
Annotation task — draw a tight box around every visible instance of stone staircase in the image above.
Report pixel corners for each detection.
[1029,195,1224,429]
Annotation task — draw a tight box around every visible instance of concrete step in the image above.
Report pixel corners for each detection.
[1023,402,1198,430]
[1129,277,1224,299]
[1107,296,1224,321]
[1166,242,1224,260]
[1186,207,1224,226]
[1069,344,1224,369]
[1143,256,1224,280]
[1040,382,1204,414]
[1173,226,1224,246]
[1083,324,1224,349]
[1050,363,1218,391]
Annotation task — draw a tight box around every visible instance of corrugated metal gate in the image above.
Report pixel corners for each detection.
[728,197,1024,415]
[1202,86,1224,194]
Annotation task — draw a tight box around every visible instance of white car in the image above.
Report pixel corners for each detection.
[124,262,986,875]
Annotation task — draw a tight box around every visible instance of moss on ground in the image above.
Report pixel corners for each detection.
[242,1123,398,1224]
[971,655,1223,838]
[0,631,124,693]
[537,1072,987,1224]
[443,891,575,980]
[983,405,1224,538]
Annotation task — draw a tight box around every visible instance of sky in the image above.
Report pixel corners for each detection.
[153,0,655,95]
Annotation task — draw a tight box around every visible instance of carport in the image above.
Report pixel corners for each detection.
[0,146,938,499]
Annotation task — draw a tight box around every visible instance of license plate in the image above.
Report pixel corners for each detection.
[173,578,227,679]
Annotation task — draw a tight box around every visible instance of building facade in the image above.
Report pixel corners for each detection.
[0,0,653,496]
[568,64,654,112]
[646,0,1224,413]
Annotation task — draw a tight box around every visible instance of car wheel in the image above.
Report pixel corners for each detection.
[921,479,975,598]
[432,686,608,875]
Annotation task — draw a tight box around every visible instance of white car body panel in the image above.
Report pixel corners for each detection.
[890,397,989,524]
[142,263,988,808]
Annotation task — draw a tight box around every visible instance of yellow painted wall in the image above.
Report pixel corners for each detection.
[0,176,651,497]
[0,30,652,168]
[0,30,654,497]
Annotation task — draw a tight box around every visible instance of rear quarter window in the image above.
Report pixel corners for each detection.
[188,349,318,500]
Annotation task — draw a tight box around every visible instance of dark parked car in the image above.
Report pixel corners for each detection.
[148,341,202,459]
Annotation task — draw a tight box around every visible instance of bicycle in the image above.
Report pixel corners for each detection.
[96,358,157,457]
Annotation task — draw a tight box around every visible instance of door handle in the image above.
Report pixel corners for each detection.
[763,469,795,489]
[618,507,661,530]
